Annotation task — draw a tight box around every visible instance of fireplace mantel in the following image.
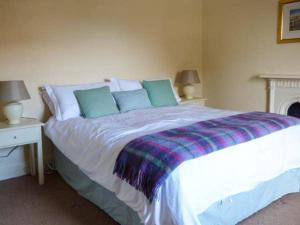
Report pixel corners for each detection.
[260,75,300,114]
[259,74,300,79]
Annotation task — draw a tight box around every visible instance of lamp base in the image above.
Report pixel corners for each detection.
[183,84,195,100]
[4,102,23,125]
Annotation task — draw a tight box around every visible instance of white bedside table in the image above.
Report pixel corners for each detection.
[181,97,207,106]
[0,118,44,185]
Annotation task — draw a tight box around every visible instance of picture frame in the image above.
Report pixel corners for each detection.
[278,0,300,43]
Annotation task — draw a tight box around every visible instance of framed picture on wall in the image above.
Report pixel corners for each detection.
[278,0,300,43]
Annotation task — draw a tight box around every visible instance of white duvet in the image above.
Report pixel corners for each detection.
[44,105,300,225]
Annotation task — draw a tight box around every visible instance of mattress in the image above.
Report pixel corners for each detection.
[44,104,300,225]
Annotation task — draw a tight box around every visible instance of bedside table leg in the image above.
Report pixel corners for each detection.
[37,141,44,185]
[29,144,36,176]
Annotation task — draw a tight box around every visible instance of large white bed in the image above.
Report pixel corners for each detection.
[44,104,300,225]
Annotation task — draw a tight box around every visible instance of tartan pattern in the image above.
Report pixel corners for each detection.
[113,112,300,202]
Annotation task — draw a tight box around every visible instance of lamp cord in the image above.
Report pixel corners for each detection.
[0,146,19,158]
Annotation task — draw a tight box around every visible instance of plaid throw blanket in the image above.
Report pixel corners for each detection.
[113,112,300,202]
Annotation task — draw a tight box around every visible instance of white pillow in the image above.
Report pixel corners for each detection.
[110,78,143,91]
[44,82,119,121]
[144,78,181,103]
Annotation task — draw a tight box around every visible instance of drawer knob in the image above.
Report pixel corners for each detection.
[14,136,17,139]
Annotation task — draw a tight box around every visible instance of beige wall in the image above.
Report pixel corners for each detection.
[0,0,202,121]
[203,0,300,111]
[0,0,202,180]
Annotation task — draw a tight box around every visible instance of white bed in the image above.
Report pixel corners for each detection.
[44,104,300,225]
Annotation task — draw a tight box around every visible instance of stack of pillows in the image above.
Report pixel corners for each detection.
[43,78,181,120]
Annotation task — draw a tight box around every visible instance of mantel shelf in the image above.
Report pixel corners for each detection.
[259,74,300,79]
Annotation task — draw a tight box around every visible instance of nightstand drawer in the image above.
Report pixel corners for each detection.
[0,127,41,147]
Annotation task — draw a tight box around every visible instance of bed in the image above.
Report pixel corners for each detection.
[44,104,300,225]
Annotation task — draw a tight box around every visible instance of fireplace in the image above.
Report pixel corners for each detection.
[260,74,300,115]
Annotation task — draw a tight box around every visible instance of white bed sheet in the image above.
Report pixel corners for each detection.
[44,105,300,225]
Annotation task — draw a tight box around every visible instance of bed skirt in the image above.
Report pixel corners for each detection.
[54,148,300,225]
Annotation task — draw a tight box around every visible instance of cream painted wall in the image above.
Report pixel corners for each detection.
[203,0,300,111]
[0,0,202,180]
[0,0,202,121]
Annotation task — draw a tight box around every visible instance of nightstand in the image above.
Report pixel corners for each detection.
[181,97,207,106]
[0,118,44,185]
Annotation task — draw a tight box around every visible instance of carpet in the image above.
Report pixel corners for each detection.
[0,174,300,225]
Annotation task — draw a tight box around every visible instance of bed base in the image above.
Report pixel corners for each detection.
[54,148,300,225]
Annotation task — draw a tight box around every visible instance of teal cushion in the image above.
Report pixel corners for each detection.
[143,80,178,107]
[74,86,119,118]
[112,89,152,113]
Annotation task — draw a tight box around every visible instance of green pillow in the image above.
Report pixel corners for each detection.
[112,89,152,113]
[143,80,178,107]
[74,86,119,118]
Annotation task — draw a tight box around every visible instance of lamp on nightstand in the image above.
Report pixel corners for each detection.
[176,70,200,100]
[0,80,30,125]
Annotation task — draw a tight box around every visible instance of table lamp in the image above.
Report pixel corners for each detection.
[177,70,200,99]
[0,80,30,124]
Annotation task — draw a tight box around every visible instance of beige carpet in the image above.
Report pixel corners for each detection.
[0,174,300,225]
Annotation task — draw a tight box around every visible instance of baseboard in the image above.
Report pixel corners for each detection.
[0,163,29,181]
[0,145,52,182]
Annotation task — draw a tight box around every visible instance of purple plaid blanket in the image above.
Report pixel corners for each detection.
[113,112,300,202]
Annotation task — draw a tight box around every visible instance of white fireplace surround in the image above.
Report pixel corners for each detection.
[260,74,300,115]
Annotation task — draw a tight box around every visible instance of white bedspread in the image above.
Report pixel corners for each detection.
[44,105,300,225]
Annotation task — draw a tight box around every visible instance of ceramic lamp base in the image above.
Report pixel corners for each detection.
[4,102,23,125]
[183,84,195,100]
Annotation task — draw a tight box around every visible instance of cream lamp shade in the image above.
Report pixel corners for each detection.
[178,70,200,85]
[0,80,30,124]
[176,70,200,99]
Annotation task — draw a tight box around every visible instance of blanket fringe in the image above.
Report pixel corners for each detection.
[113,155,164,202]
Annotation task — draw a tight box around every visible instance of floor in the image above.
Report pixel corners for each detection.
[0,174,300,225]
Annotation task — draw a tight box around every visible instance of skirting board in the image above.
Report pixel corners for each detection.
[0,162,29,181]
[0,147,51,181]
[0,147,29,181]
